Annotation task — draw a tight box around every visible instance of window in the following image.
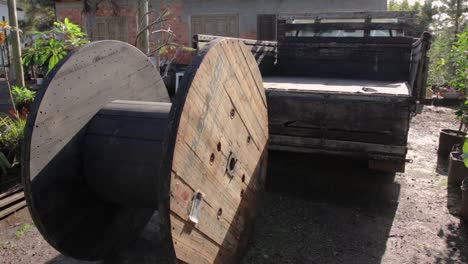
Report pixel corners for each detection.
[191,15,239,38]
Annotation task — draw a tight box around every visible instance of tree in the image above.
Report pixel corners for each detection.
[427,29,454,86]
[388,0,435,36]
[432,0,467,36]
[17,0,55,33]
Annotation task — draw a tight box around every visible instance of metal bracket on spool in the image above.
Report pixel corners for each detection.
[226,151,238,178]
[188,191,204,225]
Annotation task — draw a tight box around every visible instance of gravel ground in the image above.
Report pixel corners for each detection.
[0,105,465,264]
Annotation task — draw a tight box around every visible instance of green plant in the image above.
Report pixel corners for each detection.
[450,29,468,136]
[428,29,454,86]
[22,18,88,75]
[15,223,31,239]
[0,116,27,164]
[11,86,36,111]
[51,18,89,48]
[449,29,468,92]
[463,138,468,167]
[22,37,67,74]
[0,152,11,175]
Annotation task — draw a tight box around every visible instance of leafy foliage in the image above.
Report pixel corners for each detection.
[462,138,468,170]
[11,86,36,112]
[449,29,468,91]
[0,116,27,164]
[0,152,11,176]
[18,0,56,32]
[15,224,31,239]
[388,0,435,36]
[428,29,455,86]
[51,18,89,48]
[449,29,468,136]
[22,18,88,75]
[431,0,467,33]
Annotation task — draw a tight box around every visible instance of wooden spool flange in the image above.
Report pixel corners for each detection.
[22,39,268,263]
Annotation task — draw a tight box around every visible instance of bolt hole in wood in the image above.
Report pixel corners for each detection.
[229,157,237,171]
[217,208,223,220]
[217,142,222,152]
[210,153,215,164]
[247,136,251,144]
[242,174,246,183]
[230,108,236,119]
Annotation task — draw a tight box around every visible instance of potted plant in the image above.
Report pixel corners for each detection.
[0,115,26,182]
[459,140,468,221]
[11,86,36,114]
[447,101,468,185]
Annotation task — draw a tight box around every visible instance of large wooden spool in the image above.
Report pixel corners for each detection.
[22,39,268,263]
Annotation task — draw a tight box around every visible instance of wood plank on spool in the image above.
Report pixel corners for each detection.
[159,39,269,263]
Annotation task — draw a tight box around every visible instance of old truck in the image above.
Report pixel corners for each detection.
[194,11,431,172]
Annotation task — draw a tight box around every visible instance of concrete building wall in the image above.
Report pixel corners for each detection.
[0,2,26,22]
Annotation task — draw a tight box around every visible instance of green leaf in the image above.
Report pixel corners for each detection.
[464,140,468,168]
[48,55,59,72]
[0,152,11,175]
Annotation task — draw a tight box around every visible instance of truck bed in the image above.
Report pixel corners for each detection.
[263,77,410,96]
[265,77,412,171]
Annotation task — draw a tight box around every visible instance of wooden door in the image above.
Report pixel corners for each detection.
[191,14,239,38]
[257,14,277,41]
[93,17,128,42]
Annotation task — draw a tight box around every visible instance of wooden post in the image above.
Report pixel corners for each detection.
[7,0,25,87]
[137,0,149,54]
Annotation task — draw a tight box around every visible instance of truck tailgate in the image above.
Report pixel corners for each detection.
[264,77,411,160]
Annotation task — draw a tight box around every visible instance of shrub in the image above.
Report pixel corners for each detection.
[0,116,27,165]
[11,86,35,112]
[0,152,11,175]
[22,18,88,75]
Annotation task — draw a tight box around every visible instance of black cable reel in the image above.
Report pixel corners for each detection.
[22,39,269,263]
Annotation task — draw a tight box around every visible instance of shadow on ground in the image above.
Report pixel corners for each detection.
[242,151,401,264]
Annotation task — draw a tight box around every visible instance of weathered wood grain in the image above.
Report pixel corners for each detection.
[278,11,417,20]
[276,38,413,81]
[267,89,411,147]
[194,34,277,75]
[159,39,269,264]
[409,32,431,100]
[280,22,409,32]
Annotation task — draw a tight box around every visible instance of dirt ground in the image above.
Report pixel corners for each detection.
[0,105,466,264]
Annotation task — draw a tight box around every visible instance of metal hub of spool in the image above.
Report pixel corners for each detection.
[22,39,269,263]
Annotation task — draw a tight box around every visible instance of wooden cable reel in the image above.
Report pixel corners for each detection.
[22,39,269,263]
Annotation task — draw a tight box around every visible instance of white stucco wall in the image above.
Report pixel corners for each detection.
[0,2,25,23]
